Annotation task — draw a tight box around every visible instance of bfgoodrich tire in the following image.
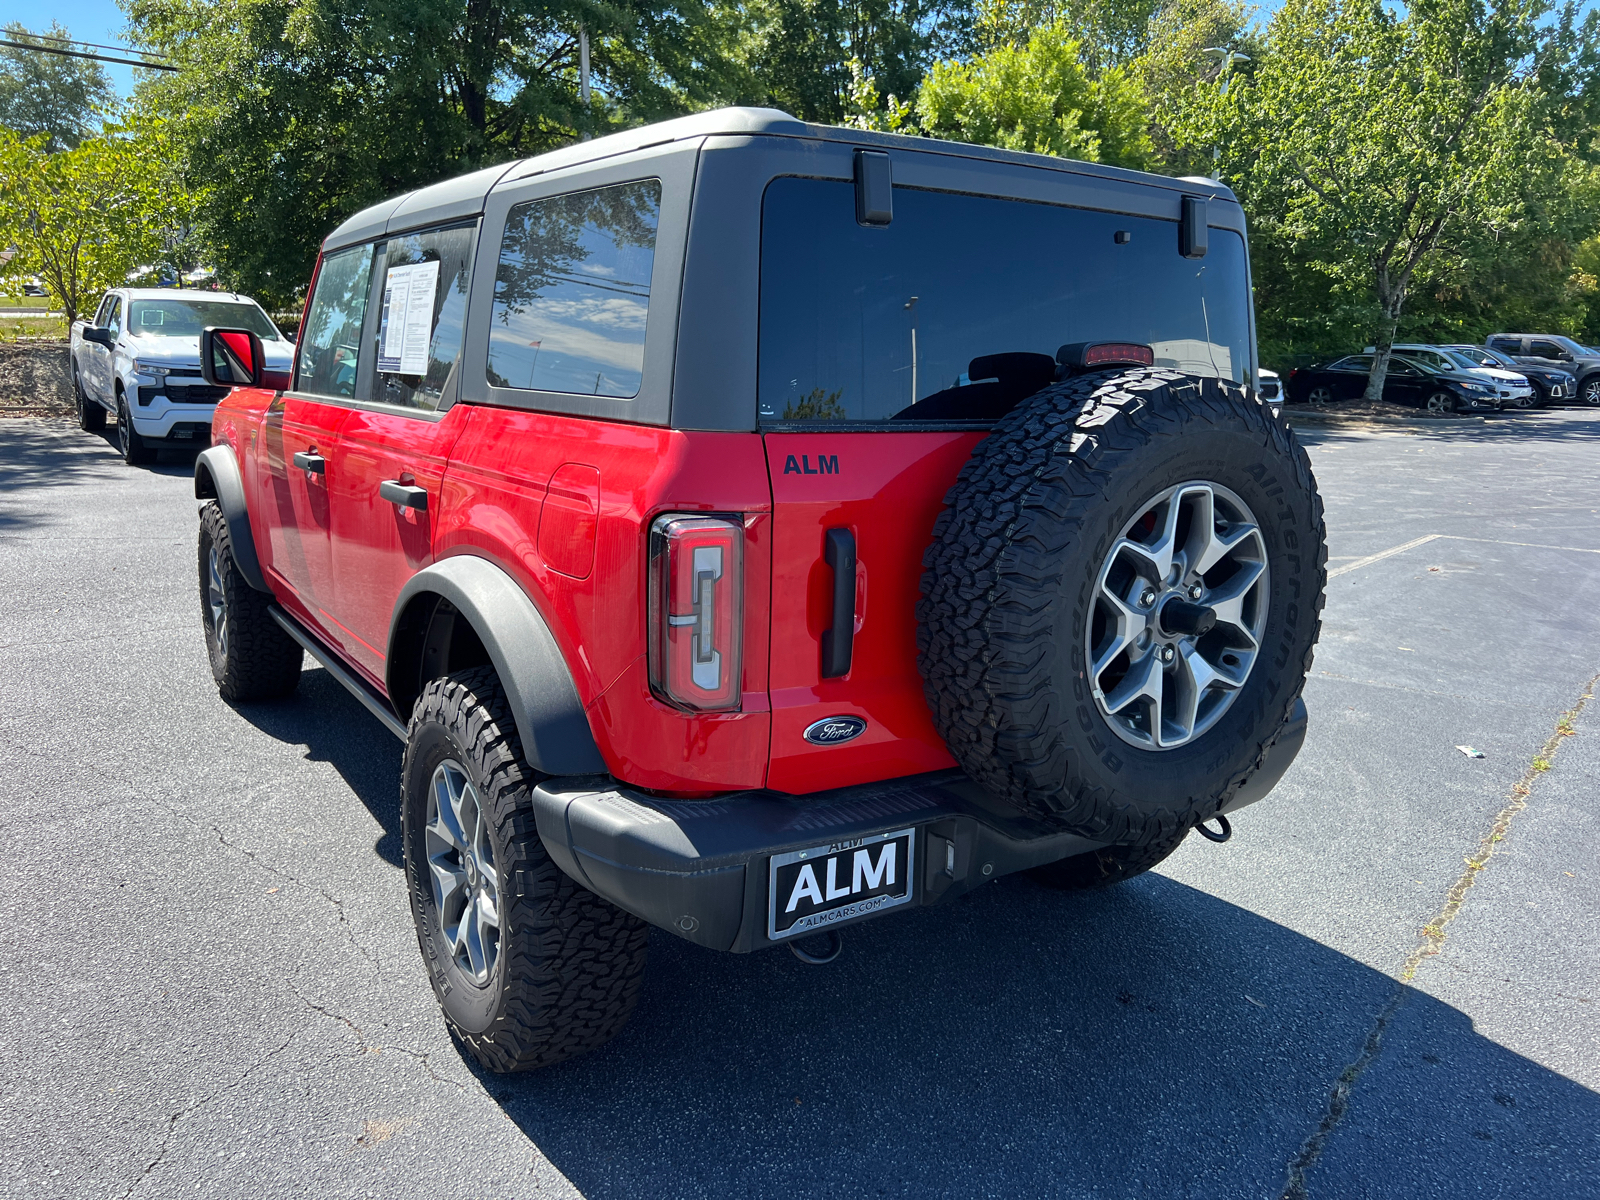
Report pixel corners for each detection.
[199,502,303,701]
[401,667,648,1072]
[918,369,1327,847]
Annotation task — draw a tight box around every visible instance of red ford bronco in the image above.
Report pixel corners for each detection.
[194,108,1326,1071]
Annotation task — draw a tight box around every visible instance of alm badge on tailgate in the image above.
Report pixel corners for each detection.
[767,828,915,941]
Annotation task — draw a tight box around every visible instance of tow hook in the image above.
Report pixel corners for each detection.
[1195,814,1233,843]
[788,930,844,965]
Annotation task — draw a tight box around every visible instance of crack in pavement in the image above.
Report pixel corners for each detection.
[291,985,470,1093]
[1278,672,1598,1200]
[120,1027,304,1199]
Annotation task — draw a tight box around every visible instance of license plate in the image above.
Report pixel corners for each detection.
[768,828,915,941]
[172,428,194,439]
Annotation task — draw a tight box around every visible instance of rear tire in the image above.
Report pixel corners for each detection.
[918,369,1326,847]
[199,502,302,701]
[73,367,105,431]
[401,667,649,1072]
[1032,826,1190,890]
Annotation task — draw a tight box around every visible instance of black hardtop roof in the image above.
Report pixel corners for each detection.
[322,106,1239,252]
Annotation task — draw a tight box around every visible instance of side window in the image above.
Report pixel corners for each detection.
[371,223,476,411]
[1529,339,1565,359]
[93,294,114,326]
[296,243,376,399]
[106,297,123,338]
[1388,359,1419,377]
[487,179,661,399]
[1487,337,1520,354]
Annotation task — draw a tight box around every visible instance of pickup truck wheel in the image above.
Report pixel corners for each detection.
[918,368,1326,847]
[1032,825,1190,890]
[401,666,648,1072]
[198,502,302,701]
[73,367,105,431]
[117,396,153,465]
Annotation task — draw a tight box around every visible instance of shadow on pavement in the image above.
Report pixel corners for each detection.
[1290,405,1600,448]
[476,872,1600,1199]
[231,666,405,868]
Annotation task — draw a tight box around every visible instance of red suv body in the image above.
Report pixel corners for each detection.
[194,107,1320,1070]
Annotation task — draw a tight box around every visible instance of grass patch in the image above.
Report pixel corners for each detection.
[0,316,68,342]
[0,295,54,310]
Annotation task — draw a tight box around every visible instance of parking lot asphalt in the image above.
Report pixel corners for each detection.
[1,408,1597,1200]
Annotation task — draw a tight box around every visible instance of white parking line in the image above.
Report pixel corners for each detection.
[1327,533,1600,579]
[1326,535,1441,578]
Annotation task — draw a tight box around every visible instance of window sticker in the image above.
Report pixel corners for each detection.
[378,259,440,374]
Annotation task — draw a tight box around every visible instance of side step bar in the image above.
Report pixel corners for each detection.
[268,606,408,741]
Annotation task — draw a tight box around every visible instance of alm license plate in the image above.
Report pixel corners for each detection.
[768,828,915,941]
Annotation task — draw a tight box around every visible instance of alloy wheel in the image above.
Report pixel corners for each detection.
[425,759,502,986]
[1584,379,1600,406]
[207,546,228,663]
[1425,392,1453,413]
[1308,386,1334,404]
[1085,481,1269,751]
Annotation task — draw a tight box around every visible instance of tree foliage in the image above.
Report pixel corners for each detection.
[1175,0,1583,393]
[0,23,115,151]
[0,123,197,324]
[918,20,1152,166]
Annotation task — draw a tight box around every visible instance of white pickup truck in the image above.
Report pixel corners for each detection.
[69,288,293,464]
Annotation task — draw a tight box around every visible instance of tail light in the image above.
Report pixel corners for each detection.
[648,515,744,712]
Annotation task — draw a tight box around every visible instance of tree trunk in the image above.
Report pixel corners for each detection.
[1363,268,1406,403]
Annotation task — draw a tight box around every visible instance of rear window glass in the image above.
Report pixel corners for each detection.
[758,178,1252,423]
[487,180,660,399]
[129,298,280,340]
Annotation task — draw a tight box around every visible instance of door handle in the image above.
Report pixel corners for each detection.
[379,479,428,512]
[821,527,855,678]
[292,450,325,475]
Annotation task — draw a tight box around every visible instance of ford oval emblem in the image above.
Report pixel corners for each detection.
[803,715,868,745]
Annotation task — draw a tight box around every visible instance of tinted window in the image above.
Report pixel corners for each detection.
[1330,356,1371,371]
[128,299,279,340]
[297,243,375,399]
[487,180,660,399]
[1487,337,1521,354]
[1389,359,1421,376]
[1529,340,1566,358]
[758,178,1253,423]
[371,224,476,411]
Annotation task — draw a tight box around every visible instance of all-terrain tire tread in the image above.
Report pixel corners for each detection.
[198,502,302,701]
[402,667,648,1072]
[917,368,1327,845]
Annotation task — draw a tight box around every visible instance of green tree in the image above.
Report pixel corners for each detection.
[0,23,115,151]
[0,123,193,323]
[1176,0,1576,396]
[127,0,733,307]
[917,19,1153,167]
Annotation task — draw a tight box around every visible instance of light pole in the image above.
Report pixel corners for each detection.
[1202,47,1250,181]
[904,295,919,405]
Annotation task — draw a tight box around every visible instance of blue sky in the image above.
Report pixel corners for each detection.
[1,0,141,98]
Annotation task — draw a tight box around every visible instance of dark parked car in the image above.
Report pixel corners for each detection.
[1288,355,1501,412]
[1486,334,1600,406]
[1451,343,1573,406]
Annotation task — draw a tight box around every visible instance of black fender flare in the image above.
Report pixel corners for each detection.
[388,556,606,776]
[194,445,270,594]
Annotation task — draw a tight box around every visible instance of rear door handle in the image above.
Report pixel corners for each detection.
[821,527,855,678]
[291,450,325,475]
[379,479,428,512]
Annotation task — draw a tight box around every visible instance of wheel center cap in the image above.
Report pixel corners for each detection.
[1158,595,1218,638]
[464,856,478,886]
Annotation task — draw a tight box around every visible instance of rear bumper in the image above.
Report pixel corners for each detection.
[532,697,1308,953]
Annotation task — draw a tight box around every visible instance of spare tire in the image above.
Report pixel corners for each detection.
[917,368,1326,847]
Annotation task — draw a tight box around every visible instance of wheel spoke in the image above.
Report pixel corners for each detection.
[1091,575,1148,680]
[429,858,467,913]
[1206,559,1266,646]
[1102,650,1163,730]
[463,893,488,979]
[1172,642,1235,741]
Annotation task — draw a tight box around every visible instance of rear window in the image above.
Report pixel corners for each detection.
[757,178,1252,424]
[487,180,660,399]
